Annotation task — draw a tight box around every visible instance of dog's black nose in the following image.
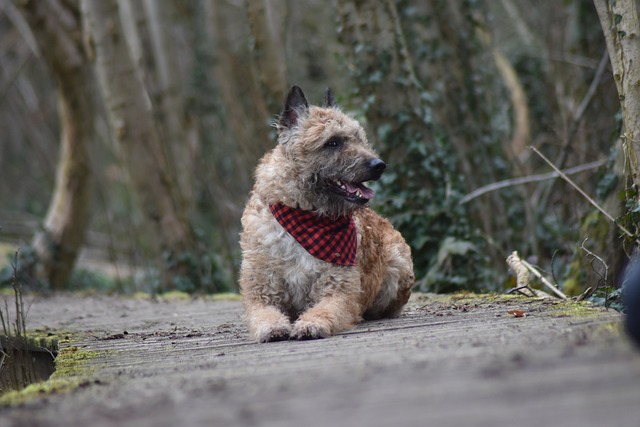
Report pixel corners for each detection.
[368,158,386,172]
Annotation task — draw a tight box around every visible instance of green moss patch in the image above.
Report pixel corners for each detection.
[208,292,242,302]
[413,292,616,320]
[0,338,101,407]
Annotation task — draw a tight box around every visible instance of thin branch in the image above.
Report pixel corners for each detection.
[506,284,534,296]
[538,48,611,211]
[550,250,560,286]
[558,49,611,164]
[12,249,25,337]
[577,286,595,302]
[574,49,610,126]
[505,284,551,298]
[579,238,610,308]
[531,146,637,241]
[0,299,7,336]
[460,159,606,204]
[520,259,567,300]
[0,350,6,375]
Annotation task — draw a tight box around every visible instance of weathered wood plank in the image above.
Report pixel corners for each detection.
[2,293,639,427]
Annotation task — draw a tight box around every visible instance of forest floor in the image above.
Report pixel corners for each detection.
[1,292,639,427]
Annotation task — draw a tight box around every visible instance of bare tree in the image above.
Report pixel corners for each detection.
[142,0,194,207]
[594,0,640,193]
[12,0,96,289]
[82,0,208,290]
[246,0,288,114]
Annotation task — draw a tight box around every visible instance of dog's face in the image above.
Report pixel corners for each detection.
[275,86,386,216]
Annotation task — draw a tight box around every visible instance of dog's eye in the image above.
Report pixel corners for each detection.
[324,137,343,148]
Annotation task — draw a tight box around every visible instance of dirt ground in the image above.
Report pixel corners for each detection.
[1,292,639,427]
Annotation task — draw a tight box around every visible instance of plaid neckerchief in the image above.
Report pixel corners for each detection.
[269,203,357,266]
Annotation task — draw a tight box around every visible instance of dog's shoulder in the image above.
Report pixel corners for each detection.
[355,208,411,257]
[354,207,394,232]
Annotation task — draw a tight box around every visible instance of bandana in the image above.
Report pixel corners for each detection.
[269,203,357,266]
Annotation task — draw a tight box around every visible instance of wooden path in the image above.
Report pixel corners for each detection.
[2,293,639,427]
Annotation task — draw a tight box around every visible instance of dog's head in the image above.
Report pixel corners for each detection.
[273,85,385,216]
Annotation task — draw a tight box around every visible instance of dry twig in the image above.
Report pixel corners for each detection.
[460,159,605,204]
[579,238,610,307]
[506,251,567,299]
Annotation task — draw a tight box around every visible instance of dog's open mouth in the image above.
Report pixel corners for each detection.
[329,179,375,204]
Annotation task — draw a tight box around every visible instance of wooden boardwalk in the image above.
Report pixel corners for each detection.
[2,293,640,427]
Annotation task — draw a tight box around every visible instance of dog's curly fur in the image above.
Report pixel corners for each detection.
[239,86,414,343]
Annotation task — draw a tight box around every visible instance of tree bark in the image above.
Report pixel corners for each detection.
[116,0,150,73]
[594,0,640,191]
[82,0,206,291]
[142,0,194,207]
[246,0,288,114]
[14,0,96,289]
[205,0,272,163]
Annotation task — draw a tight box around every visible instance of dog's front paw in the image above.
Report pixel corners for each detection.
[290,320,331,340]
[254,323,291,343]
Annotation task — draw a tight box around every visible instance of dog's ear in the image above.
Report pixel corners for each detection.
[322,87,335,108]
[279,85,309,129]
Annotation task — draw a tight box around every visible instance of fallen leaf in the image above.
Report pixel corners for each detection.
[507,309,526,318]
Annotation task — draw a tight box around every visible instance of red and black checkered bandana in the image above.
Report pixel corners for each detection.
[269,203,357,266]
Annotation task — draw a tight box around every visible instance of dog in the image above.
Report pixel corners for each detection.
[239,85,414,342]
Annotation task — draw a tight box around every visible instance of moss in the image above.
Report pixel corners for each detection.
[0,338,100,407]
[209,292,242,302]
[547,300,603,319]
[596,321,623,336]
[451,292,523,302]
[0,243,17,270]
[0,287,15,297]
[51,346,97,378]
[0,377,89,406]
[159,290,192,301]
[131,291,152,300]
[415,292,525,305]
[414,292,613,320]
[0,335,58,356]
[562,277,581,297]
[131,291,241,302]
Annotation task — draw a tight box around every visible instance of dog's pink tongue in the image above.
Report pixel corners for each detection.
[344,182,375,200]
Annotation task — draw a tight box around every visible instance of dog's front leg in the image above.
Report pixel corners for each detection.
[291,294,360,340]
[243,301,292,343]
[291,271,361,340]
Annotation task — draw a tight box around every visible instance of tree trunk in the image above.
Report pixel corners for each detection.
[142,0,194,208]
[14,0,96,290]
[205,0,272,163]
[594,0,640,191]
[246,0,288,114]
[116,0,150,74]
[82,0,207,291]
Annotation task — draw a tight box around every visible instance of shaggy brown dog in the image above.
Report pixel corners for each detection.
[239,86,414,342]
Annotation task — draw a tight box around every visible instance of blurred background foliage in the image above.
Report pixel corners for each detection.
[0,0,633,296]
